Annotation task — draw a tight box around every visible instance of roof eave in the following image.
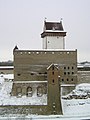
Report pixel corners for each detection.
[41,31,66,38]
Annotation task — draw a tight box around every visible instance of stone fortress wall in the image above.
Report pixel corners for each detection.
[12,49,77,97]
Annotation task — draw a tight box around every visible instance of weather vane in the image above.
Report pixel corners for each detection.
[60,18,63,22]
[44,17,47,21]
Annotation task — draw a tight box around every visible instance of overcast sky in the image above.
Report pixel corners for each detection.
[0,0,90,62]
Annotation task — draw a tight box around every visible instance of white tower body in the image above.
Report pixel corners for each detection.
[41,21,66,49]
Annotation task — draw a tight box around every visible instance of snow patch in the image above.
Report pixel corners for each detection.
[0,74,47,105]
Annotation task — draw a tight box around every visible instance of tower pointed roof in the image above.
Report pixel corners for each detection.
[41,20,66,38]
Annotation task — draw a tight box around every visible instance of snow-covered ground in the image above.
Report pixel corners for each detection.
[0,74,47,105]
[1,114,90,120]
[61,83,90,118]
[0,74,90,119]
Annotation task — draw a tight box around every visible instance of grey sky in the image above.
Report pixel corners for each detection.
[0,0,90,62]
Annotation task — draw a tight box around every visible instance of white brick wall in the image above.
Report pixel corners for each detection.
[42,36,65,49]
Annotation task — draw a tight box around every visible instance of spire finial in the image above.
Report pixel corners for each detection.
[43,17,47,31]
[60,18,63,22]
[44,17,47,22]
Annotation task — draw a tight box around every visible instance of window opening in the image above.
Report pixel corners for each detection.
[68,67,70,69]
[44,72,47,74]
[72,72,74,74]
[16,87,22,97]
[39,72,42,74]
[72,66,74,69]
[68,72,70,75]
[52,79,54,83]
[37,86,43,97]
[64,72,66,75]
[31,73,34,75]
[27,87,32,97]
[17,73,21,76]
[52,66,54,70]
[52,71,54,75]
[64,67,66,69]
